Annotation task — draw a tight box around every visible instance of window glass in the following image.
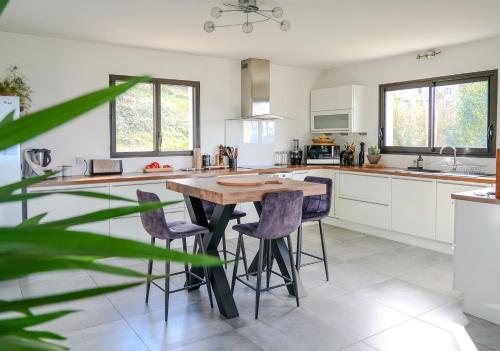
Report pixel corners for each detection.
[384,87,429,147]
[115,82,154,153]
[434,81,488,148]
[160,84,193,151]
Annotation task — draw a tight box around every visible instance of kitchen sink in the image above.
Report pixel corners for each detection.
[406,167,444,173]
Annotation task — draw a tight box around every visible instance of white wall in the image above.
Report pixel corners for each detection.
[316,36,500,172]
[0,31,319,173]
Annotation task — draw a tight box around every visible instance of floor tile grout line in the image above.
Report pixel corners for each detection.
[87,270,153,351]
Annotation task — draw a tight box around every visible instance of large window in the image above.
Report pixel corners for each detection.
[110,75,200,157]
[379,70,497,157]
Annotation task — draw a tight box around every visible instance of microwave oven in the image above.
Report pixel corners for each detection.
[306,145,341,165]
[310,109,351,133]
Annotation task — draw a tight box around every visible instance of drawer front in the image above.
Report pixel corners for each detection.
[292,170,324,181]
[110,181,184,211]
[110,210,185,243]
[337,197,390,230]
[339,172,391,204]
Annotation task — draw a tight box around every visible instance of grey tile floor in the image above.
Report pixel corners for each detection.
[3,224,500,351]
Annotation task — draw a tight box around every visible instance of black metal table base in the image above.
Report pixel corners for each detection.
[184,195,239,319]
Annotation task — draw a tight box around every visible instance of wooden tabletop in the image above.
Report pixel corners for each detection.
[165,176,326,205]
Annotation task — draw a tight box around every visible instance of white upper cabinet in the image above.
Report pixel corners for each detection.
[310,85,366,134]
[311,86,354,111]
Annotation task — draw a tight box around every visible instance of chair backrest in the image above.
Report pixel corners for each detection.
[256,190,304,240]
[136,190,169,239]
[302,176,333,216]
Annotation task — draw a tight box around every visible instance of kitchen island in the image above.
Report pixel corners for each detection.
[452,188,500,325]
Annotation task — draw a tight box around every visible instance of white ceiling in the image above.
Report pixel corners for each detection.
[1,0,500,69]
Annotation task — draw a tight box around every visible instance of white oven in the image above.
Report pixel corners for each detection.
[310,109,351,133]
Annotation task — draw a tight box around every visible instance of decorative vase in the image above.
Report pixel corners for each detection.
[367,154,381,164]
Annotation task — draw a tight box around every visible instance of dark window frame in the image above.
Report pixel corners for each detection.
[379,70,498,157]
[109,74,200,158]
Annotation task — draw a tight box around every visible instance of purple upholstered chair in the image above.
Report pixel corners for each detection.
[295,176,333,281]
[201,200,249,274]
[137,190,214,322]
[231,190,303,319]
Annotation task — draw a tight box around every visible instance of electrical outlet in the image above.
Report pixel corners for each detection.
[75,157,86,164]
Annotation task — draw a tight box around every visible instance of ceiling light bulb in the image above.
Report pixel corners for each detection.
[242,22,253,33]
[211,7,223,18]
[204,21,215,33]
[272,6,283,18]
[279,20,290,31]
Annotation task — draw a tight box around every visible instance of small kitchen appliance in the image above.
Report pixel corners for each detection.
[289,139,303,165]
[89,159,123,175]
[306,145,340,165]
[23,148,56,178]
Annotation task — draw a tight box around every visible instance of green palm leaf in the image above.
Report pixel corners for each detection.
[0,283,141,313]
[7,330,65,342]
[0,173,58,195]
[0,76,149,151]
[39,201,181,228]
[0,336,68,351]
[0,190,137,204]
[0,110,15,128]
[0,0,8,16]
[0,227,220,265]
[0,255,157,282]
[0,311,75,331]
[17,214,48,227]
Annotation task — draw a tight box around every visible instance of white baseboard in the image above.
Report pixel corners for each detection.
[323,217,453,255]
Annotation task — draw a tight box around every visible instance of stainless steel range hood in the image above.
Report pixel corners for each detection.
[240,58,288,120]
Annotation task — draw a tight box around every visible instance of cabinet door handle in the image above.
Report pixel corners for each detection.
[488,123,494,141]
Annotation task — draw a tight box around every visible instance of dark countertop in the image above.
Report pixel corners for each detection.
[28,165,496,188]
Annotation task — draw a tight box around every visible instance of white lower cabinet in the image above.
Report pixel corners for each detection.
[337,197,391,229]
[109,210,185,243]
[435,181,488,243]
[391,177,436,239]
[291,169,324,181]
[27,185,110,234]
[109,180,184,212]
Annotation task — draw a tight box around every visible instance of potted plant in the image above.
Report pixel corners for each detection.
[0,65,32,113]
[367,146,381,164]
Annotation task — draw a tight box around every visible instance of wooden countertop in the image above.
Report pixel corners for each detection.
[451,187,500,205]
[28,165,496,188]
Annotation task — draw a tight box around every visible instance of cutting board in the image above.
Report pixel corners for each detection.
[216,178,282,186]
[143,167,174,173]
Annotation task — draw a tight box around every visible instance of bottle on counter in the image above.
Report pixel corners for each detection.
[416,155,423,169]
[359,142,365,167]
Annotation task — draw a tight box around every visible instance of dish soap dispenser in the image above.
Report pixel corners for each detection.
[416,155,423,169]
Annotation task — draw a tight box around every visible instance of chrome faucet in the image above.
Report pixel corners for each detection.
[439,145,457,171]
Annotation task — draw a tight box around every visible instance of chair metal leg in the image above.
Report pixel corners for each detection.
[164,239,171,322]
[231,233,242,293]
[222,232,228,269]
[286,235,300,308]
[255,238,265,319]
[296,224,303,270]
[182,238,190,286]
[266,240,272,289]
[240,235,249,280]
[192,235,198,254]
[198,234,214,308]
[145,237,155,303]
[318,220,329,281]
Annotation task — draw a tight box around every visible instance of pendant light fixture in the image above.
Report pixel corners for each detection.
[204,0,290,34]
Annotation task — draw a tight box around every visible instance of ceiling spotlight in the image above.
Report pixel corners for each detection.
[204,0,290,34]
[417,49,442,60]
